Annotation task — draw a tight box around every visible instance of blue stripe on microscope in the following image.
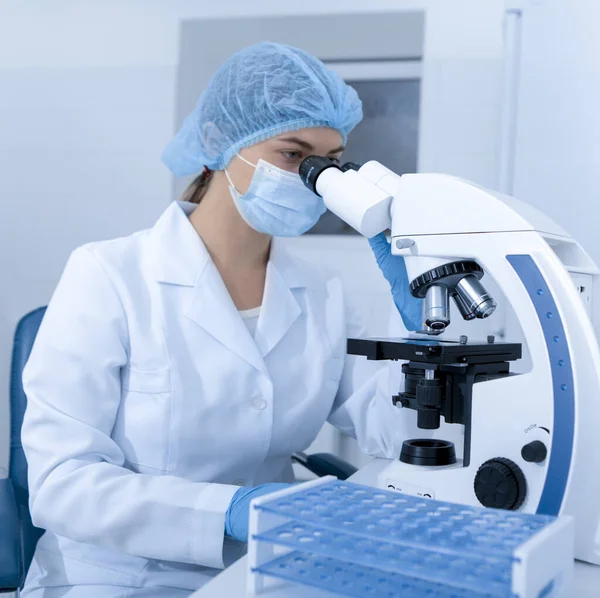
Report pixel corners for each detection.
[506,255,574,515]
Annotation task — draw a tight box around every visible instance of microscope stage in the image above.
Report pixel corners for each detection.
[347,337,522,364]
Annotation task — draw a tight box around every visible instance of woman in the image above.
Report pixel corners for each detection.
[21,42,422,597]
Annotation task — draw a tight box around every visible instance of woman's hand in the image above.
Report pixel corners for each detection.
[368,233,423,332]
[225,483,292,543]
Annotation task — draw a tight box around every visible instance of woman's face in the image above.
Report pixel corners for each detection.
[226,127,344,195]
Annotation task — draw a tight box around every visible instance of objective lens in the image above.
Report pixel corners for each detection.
[453,290,476,321]
[424,285,450,331]
[455,275,497,319]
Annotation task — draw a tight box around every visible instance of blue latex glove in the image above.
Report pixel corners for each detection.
[368,232,423,331]
[225,483,291,543]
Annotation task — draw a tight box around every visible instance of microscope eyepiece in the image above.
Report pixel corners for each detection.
[299,155,341,195]
[340,161,361,172]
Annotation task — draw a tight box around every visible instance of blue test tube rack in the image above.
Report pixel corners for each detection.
[247,476,573,597]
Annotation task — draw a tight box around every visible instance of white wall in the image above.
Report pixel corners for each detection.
[513,0,600,267]
[0,2,178,470]
[0,0,507,469]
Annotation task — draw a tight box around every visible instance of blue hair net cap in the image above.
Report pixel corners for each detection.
[162,41,363,176]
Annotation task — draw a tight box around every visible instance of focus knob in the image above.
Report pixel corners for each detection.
[474,458,526,510]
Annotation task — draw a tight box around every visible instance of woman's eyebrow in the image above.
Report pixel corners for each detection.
[275,136,345,155]
[275,137,314,151]
[327,145,345,154]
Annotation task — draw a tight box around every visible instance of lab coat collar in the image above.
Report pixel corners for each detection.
[149,201,307,370]
[151,201,208,287]
[150,201,310,289]
[253,258,302,359]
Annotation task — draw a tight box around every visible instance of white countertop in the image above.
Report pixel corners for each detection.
[191,459,600,597]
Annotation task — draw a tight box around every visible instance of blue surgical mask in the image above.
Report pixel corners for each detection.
[225,154,326,237]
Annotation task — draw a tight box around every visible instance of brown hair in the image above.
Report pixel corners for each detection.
[180,167,214,204]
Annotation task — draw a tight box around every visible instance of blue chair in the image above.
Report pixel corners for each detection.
[1,308,46,594]
[0,306,356,594]
[1,307,46,594]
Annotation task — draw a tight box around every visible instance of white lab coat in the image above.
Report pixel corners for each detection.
[21,201,412,596]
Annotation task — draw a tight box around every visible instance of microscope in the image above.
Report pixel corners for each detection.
[299,156,600,565]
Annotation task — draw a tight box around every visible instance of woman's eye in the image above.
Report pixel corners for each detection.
[282,151,303,161]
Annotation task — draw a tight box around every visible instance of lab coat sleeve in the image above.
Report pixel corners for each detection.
[21,246,238,569]
[327,298,422,459]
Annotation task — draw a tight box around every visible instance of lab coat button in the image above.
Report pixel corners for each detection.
[252,398,267,410]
